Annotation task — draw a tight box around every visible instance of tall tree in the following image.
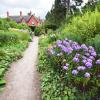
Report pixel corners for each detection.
[45,0,66,27]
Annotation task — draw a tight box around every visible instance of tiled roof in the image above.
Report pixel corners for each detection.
[9,15,32,23]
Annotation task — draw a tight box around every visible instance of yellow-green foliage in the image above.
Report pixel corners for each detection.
[62,10,100,41]
[0,30,30,45]
[9,29,30,41]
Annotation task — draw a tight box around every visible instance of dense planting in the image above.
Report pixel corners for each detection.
[0,30,30,91]
[39,9,100,99]
[62,10,100,42]
[48,39,100,95]
[39,36,100,99]
[0,18,30,31]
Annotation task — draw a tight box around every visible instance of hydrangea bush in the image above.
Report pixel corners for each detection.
[48,39,100,95]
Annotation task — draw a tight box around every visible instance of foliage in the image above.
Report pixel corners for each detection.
[62,10,100,42]
[0,18,31,31]
[86,34,100,53]
[0,41,28,89]
[47,39,100,99]
[0,31,19,44]
[0,30,30,45]
[83,0,100,12]
[39,35,100,99]
[0,30,30,91]
[34,27,41,36]
[45,0,66,28]
[0,18,10,30]
[34,26,45,36]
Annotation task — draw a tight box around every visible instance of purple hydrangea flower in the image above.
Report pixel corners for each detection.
[72,42,81,50]
[85,53,90,57]
[77,66,86,71]
[89,46,95,52]
[63,66,68,70]
[87,59,92,63]
[81,44,88,51]
[61,46,67,52]
[73,57,79,63]
[84,72,90,78]
[89,56,95,60]
[85,62,92,68]
[67,47,73,55]
[66,63,69,67]
[61,46,73,55]
[72,70,78,75]
[91,51,97,57]
[63,40,69,46]
[96,59,100,65]
[57,44,63,48]
[56,40,62,45]
[75,53,80,57]
[82,56,87,60]
[82,59,87,64]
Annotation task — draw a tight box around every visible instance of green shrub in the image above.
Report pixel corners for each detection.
[86,34,100,53]
[8,20,18,29]
[0,19,10,30]
[0,31,19,44]
[62,10,100,42]
[17,23,30,30]
[0,30,30,45]
[0,41,28,90]
[34,27,41,36]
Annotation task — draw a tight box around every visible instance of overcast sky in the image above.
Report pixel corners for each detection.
[0,0,55,19]
[0,0,88,19]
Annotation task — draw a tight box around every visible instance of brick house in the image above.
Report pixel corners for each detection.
[7,11,40,27]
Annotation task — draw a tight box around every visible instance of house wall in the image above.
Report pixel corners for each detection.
[27,16,39,27]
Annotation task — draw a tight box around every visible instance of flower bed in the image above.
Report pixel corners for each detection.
[48,39,100,98]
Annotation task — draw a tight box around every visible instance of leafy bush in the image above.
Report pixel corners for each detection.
[86,34,100,53]
[34,27,41,36]
[0,18,31,31]
[0,31,30,45]
[47,39,100,99]
[0,31,19,44]
[0,19,10,30]
[0,41,28,89]
[62,10,100,42]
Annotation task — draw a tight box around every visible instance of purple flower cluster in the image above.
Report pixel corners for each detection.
[72,70,78,75]
[73,57,79,63]
[77,66,86,71]
[48,39,100,78]
[84,72,90,78]
[63,63,69,70]
[96,59,100,65]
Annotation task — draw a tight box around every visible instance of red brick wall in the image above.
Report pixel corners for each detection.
[27,16,39,27]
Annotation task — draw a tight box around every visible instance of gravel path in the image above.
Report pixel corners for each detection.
[0,37,40,100]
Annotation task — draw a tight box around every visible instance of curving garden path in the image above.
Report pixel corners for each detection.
[0,37,40,100]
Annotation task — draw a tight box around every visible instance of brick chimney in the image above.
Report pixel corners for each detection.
[7,11,9,17]
[28,11,32,16]
[20,11,22,18]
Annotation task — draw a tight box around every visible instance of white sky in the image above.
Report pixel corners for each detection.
[0,0,88,19]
